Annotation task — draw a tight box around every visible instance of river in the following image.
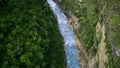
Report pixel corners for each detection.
[47,0,80,68]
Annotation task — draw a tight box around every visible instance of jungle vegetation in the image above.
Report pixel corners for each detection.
[0,0,66,68]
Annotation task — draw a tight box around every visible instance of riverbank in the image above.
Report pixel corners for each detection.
[53,0,88,68]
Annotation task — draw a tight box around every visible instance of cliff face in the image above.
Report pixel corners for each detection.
[55,0,120,68]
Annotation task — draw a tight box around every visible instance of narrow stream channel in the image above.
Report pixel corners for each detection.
[47,0,80,68]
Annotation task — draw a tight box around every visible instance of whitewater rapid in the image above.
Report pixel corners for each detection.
[47,0,80,68]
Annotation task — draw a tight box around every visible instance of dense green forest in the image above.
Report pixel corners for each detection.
[0,0,66,68]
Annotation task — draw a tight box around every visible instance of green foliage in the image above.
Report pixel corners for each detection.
[105,35,120,68]
[109,1,120,48]
[78,0,104,51]
[105,0,120,68]
[60,0,120,67]
[59,0,101,53]
[0,0,66,68]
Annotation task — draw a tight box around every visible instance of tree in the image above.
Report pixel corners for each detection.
[0,0,66,68]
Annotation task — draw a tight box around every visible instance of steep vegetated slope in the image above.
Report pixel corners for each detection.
[57,0,120,68]
[0,0,66,68]
[105,0,120,68]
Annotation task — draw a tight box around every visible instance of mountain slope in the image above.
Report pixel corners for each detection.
[56,0,120,68]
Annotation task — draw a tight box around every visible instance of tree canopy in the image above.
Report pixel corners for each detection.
[0,0,66,68]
